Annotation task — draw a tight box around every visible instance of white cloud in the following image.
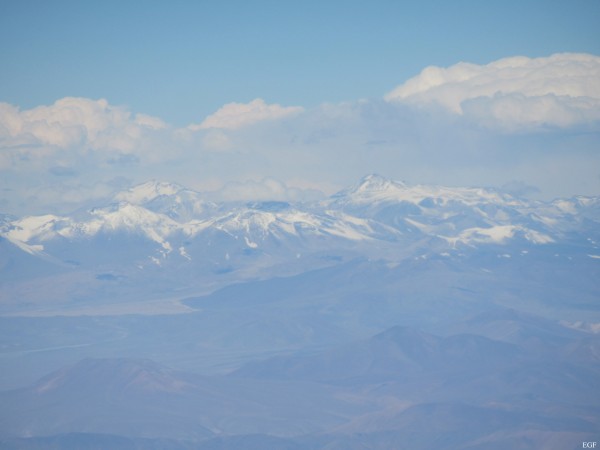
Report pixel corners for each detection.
[385,53,600,128]
[191,98,304,130]
[0,97,167,154]
[0,98,178,215]
[200,129,233,151]
[134,113,167,130]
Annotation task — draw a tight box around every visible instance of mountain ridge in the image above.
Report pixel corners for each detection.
[4,175,595,259]
[1,175,598,315]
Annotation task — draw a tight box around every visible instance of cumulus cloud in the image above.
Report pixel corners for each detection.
[134,113,168,130]
[200,129,233,151]
[0,97,173,177]
[0,97,166,151]
[385,53,600,129]
[191,98,304,130]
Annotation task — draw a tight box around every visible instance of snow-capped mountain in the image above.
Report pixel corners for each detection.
[2,175,600,257]
[1,175,598,278]
[114,180,217,222]
[327,174,551,244]
[330,174,522,208]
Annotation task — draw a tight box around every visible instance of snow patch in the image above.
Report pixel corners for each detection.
[553,199,577,214]
[446,225,553,246]
[5,236,45,254]
[179,246,191,260]
[6,214,64,242]
[561,320,600,334]
[244,236,258,248]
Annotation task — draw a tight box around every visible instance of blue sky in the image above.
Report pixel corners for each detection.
[1,1,599,214]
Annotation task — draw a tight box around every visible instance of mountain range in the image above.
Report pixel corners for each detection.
[5,175,600,261]
[2,174,599,313]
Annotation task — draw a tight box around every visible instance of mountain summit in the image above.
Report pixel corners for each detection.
[114,180,185,205]
[332,173,407,202]
[354,173,406,192]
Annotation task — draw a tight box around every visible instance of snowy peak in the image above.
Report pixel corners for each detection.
[332,174,407,201]
[330,175,524,213]
[88,203,179,233]
[114,181,184,205]
[114,181,215,222]
[6,214,68,243]
[4,204,179,259]
[355,174,406,192]
[550,196,600,218]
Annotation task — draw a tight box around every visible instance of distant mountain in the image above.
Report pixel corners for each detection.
[0,357,371,441]
[3,323,599,449]
[115,180,218,222]
[2,174,597,277]
[1,174,598,317]
[232,326,524,384]
[0,433,306,450]
[0,433,202,450]
[0,358,214,441]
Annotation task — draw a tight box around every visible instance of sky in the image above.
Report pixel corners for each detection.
[1,0,600,215]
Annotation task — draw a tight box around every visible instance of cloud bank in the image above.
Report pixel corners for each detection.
[1,54,599,215]
[0,97,169,171]
[0,97,166,149]
[385,53,600,129]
